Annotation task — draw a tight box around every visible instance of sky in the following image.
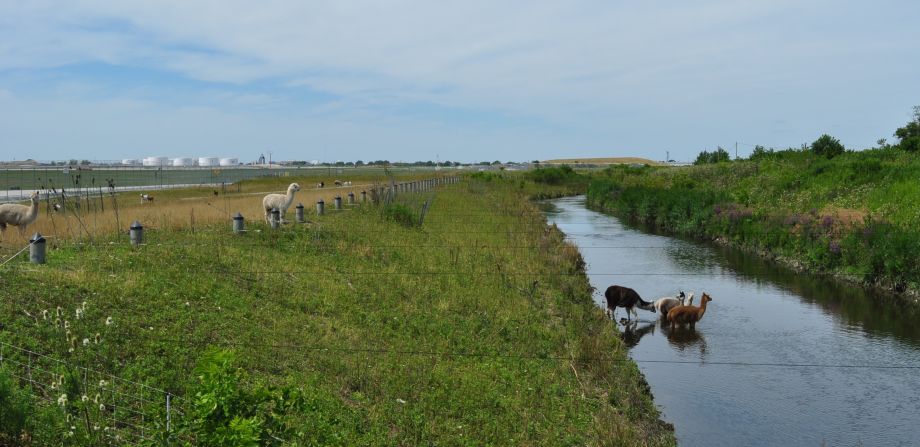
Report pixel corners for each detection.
[1,1,919,163]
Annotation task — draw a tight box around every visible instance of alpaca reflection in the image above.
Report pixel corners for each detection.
[620,321,656,349]
[662,323,707,355]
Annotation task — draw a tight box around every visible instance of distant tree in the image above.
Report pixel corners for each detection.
[811,134,845,158]
[355,160,364,166]
[693,147,730,165]
[532,160,540,164]
[80,160,91,165]
[492,160,502,165]
[894,106,920,152]
[68,159,78,165]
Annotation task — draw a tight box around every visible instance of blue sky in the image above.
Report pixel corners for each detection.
[1,0,919,163]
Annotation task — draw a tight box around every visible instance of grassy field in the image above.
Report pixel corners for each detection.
[586,148,920,299]
[0,175,673,445]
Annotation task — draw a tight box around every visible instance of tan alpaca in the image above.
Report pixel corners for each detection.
[667,293,713,329]
[0,191,40,240]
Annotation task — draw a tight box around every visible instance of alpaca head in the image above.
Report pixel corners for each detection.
[289,183,301,193]
[30,191,40,204]
[700,293,712,304]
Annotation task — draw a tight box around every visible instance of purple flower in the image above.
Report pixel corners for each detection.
[829,241,841,254]
[821,215,834,229]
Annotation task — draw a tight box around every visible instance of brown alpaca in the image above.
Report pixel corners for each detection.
[667,293,713,329]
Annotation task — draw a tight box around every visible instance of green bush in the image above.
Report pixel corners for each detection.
[525,165,577,185]
[693,147,730,165]
[382,203,418,228]
[0,368,31,444]
[811,134,845,159]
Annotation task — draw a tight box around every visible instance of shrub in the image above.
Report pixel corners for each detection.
[894,106,920,152]
[0,368,31,443]
[693,147,730,165]
[811,134,845,159]
[382,203,418,228]
[526,165,578,185]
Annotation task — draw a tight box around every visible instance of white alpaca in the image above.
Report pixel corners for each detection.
[0,192,40,239]
[652,291,692,315]
[262,183,300,223]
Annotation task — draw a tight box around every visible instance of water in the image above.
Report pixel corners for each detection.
[543,196,920,447]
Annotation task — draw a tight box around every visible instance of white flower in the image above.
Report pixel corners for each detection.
[98,380,108,387]
[105,317,113,326]
[75,308,83,319]
[94,333,101,344]
[82,338,89,346]
[99,403,105,411]
[81,301,87,311]
[57,394,68,406]
[396,398,407,404]
[42,309,48,320]
[50,382,57,390]
[63,320,70,329]
[68,347,74,353]
[81,395,89,402]
[55,306,62,317]
[94,394,100,404]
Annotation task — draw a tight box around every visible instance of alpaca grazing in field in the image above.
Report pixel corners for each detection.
[652,291,692,316]
[0,192,40,239]
[667,293,713,329]
[140,193,154,203]
[262,183,301,223]
[604,285,656,322]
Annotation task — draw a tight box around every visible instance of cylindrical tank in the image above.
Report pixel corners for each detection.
[121,159,139,166]
[219,157,238,166]
[173,157,195,167]
[198,157,219,167]
[143,156,169,167]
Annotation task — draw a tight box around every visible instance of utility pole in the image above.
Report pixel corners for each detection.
[666,150,670,163]
[734,142,738,160]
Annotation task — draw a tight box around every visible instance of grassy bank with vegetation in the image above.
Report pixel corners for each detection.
[586,142,920,301]
[0,175,672,445]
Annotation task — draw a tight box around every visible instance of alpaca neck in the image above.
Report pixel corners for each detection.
[697,299,709,319]
[27,200,38,220]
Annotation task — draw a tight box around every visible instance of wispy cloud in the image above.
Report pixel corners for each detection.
[1,0,919,161]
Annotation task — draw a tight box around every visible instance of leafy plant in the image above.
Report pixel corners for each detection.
[811,134,845,159]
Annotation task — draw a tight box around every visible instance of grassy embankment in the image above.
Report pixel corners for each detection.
[586,148,920,300]
[0,174,672,445]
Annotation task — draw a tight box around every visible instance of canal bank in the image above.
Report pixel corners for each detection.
[545,196,920,447]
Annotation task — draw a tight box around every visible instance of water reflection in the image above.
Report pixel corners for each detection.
[620,321,656,348]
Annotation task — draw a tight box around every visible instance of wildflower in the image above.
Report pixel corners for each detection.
[829,241,841,254]
[99,379,108,388]
[50,382,57,390]
[42,309,48,320]
[56,306,62,317]
[68,347,74,353]
[64,320,70,329]
[99,403,106,411]
[81,301,87,311]
[105,317,113,326]
[82,338,90,346]
[81,395,89,402]
[94,394,100,404]
[94,333,101,344]
[57,394,68,406]
[396,398,407,404]
[75,308,83,319]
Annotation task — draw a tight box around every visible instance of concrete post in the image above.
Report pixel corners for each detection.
[129,220,143,246]
[29,233,46,264]
[316,200,325,215]
[334,196,342,209]
[232,212,245,234]
[361,190,367,202]
[270,208,280,229]
[347,192,355,205]
[295,203,305,223]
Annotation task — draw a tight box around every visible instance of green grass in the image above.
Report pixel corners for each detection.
[0,177,672,445]
[586,148,920,298]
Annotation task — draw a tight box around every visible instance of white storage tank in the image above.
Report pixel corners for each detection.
[143,156,170,167]
[219,157,238,166]
[121,159,139,166]
[173,157,195,167]
[198,157,219,167]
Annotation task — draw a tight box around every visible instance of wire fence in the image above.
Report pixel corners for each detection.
[0,340,181,445]
[0,165,455,203]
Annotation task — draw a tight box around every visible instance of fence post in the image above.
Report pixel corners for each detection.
[29,233,46,264]
[129,221,143,246]
[334,196,342,210]
[347,192,355,205]
[316,200,325,215]
[361,190,367,203]
[166,392,172,434]
[270,208,280,229]
[295,203,305,223]
[232,212,245,233]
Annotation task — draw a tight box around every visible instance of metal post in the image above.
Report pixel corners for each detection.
[295,203,305,223]
[361,190,367,202]
[334,196,342,210]
[232,212,245,233]
[316,200,325,215]
[29,233,46,264]
[270,208,280,229]
[166,393,172,434]
[129,221,143,246]
[347,192,355,205]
